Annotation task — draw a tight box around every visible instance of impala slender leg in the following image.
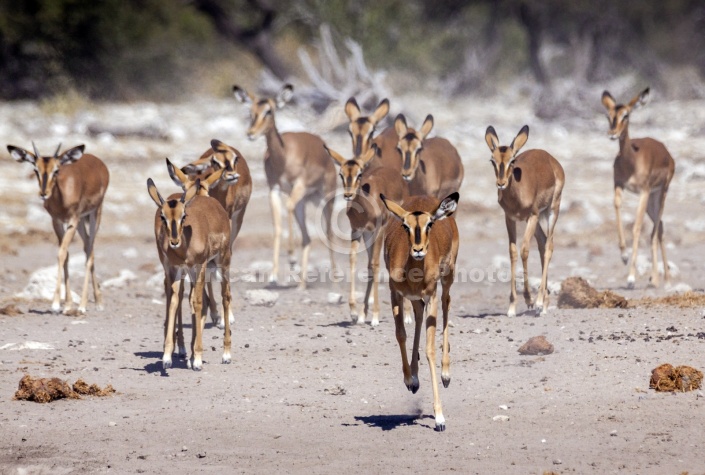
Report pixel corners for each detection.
[349,238,360,322]
[534,223,547,311]
[368,230,384,327]
[77,217,95,314]
[287,181,307,269]
[293,199,311,290]
[627,190,650,288]
[90,204,104,309]
[206,280,222,328]
[221,253,233,364]
[163,276,181,369]
[322,195,337,275]
[226,207,246,326]
[403,299,413,325]
[647,189,669,287]
[614,186,629,264]
[425,291,445,431]
[440,277,452,388]
[269,187,283,285]
[391,291,414,391]
[190,264,207,371]
[537,194,560,314]
[176,278,186,358]
[521,214,539,311]
[409,299,425,394]
[505,215,518,317]
[55,217,78,314]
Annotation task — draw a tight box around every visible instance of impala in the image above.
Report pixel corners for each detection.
[601,87,675,288]
[7,143,109,314]
[344,97,400,171]
[177,139,253,328]
[325,144,408,326]
[394,114,464,198]
[147,178,232,371]
[484,125,564,317]
[234,84,337,288]
[381,193,459,431]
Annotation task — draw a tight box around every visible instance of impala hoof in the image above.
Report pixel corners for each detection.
[621,253,629,265]
[176,347,187,359]
[51,302,61,314]
[406,376,419,394]
[434,414,446,432]
[626,275,635,289]
[442,375,451,388]
[162,359,172,370]
[222,353,232,364]
[77,306,87,315]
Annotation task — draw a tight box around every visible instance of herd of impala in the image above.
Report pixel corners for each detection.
[6,86,675,432]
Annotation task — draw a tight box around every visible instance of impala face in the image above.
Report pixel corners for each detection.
[394,114,434,181]
[382,192,459,261]
[601,88,649,140]
[485,125,529,191]
[325,146,376,201]
[210,139,242,184]
[148,178,194,249]
[233,84,294,141]
[7,143,84,200]
[345,97,390,157]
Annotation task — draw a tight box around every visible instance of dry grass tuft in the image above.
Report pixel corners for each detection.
[73,379,115,397]
[650,364,703,392]
[13,375,79,403]
[557,277,628,309]
[13,375,116,403]
[0,303,22,316]
[635,291,705,309]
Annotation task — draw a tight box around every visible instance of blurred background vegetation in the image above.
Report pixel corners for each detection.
[0,0,703,102]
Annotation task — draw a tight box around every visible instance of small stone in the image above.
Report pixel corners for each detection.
[245,289,279,307]
[553,459,562,465]
[181,446,188,452]
[327,292,343,305]
[492,415,509,422]
[610,430,617,437]
[499,404,509,411]
[109,421,117,427]
[518,335,554,355]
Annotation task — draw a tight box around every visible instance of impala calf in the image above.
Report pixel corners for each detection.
[7,143,109,314]
[601,88,675,288]
[173,140,253,328]
[394,114,464,198]
[325,144,408,326]
[484,126,564,317]
[147,178,232,371]
[381,193,460,431]
[344,97,401,171]
[234,84,337,288]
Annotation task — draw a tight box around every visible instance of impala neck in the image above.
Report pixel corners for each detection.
[264,121,286,165]
[618,123,631,153]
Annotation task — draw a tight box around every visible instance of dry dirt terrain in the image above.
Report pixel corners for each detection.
[1,89,705,474]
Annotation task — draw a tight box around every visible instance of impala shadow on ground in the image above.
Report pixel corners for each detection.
[349,413,433,431]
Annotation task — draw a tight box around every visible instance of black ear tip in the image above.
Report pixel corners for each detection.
[346,97,357,106]
[395,113,405,122]
[379,193,386,201]
[521,125,530,134]
[451,191,460,201]
[486,125,495,134]
[426,114,434,122]
[380,98,389,106]
[232,85,239,92]
[284,83,294,91]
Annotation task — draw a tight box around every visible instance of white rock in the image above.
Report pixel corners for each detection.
[327,292,343,305]
[492,415,509,422]
[121,247,139,259]
[499,404,509,411]
[666,282,692,293]
[102,269,137,289]
[16,259,85,303]
[245,289,279,307]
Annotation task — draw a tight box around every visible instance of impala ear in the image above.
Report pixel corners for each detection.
[59,145,85,165]
[433,192,459,221]
[233,85,253,105]
[7,145,36,164]
[394,114,408,138]
[371,98,390,124]
[166,158,188,189]
[629,87,650,110]
[323,145,347,166]
[371,142,382,157]
[419,114,434,140]
[184,179,199,204]
[204,168,224,188]
[147,178,164,207]
[380,193,407,220]
[601,90,616,111]
[510,125,529,155]
[358,147,376,167]
[182,161,209,174]
[276,84,294,108]
[485,126,499,152]
[345,97,361,121]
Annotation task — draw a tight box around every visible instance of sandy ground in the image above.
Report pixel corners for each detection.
[1,89,705,474]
